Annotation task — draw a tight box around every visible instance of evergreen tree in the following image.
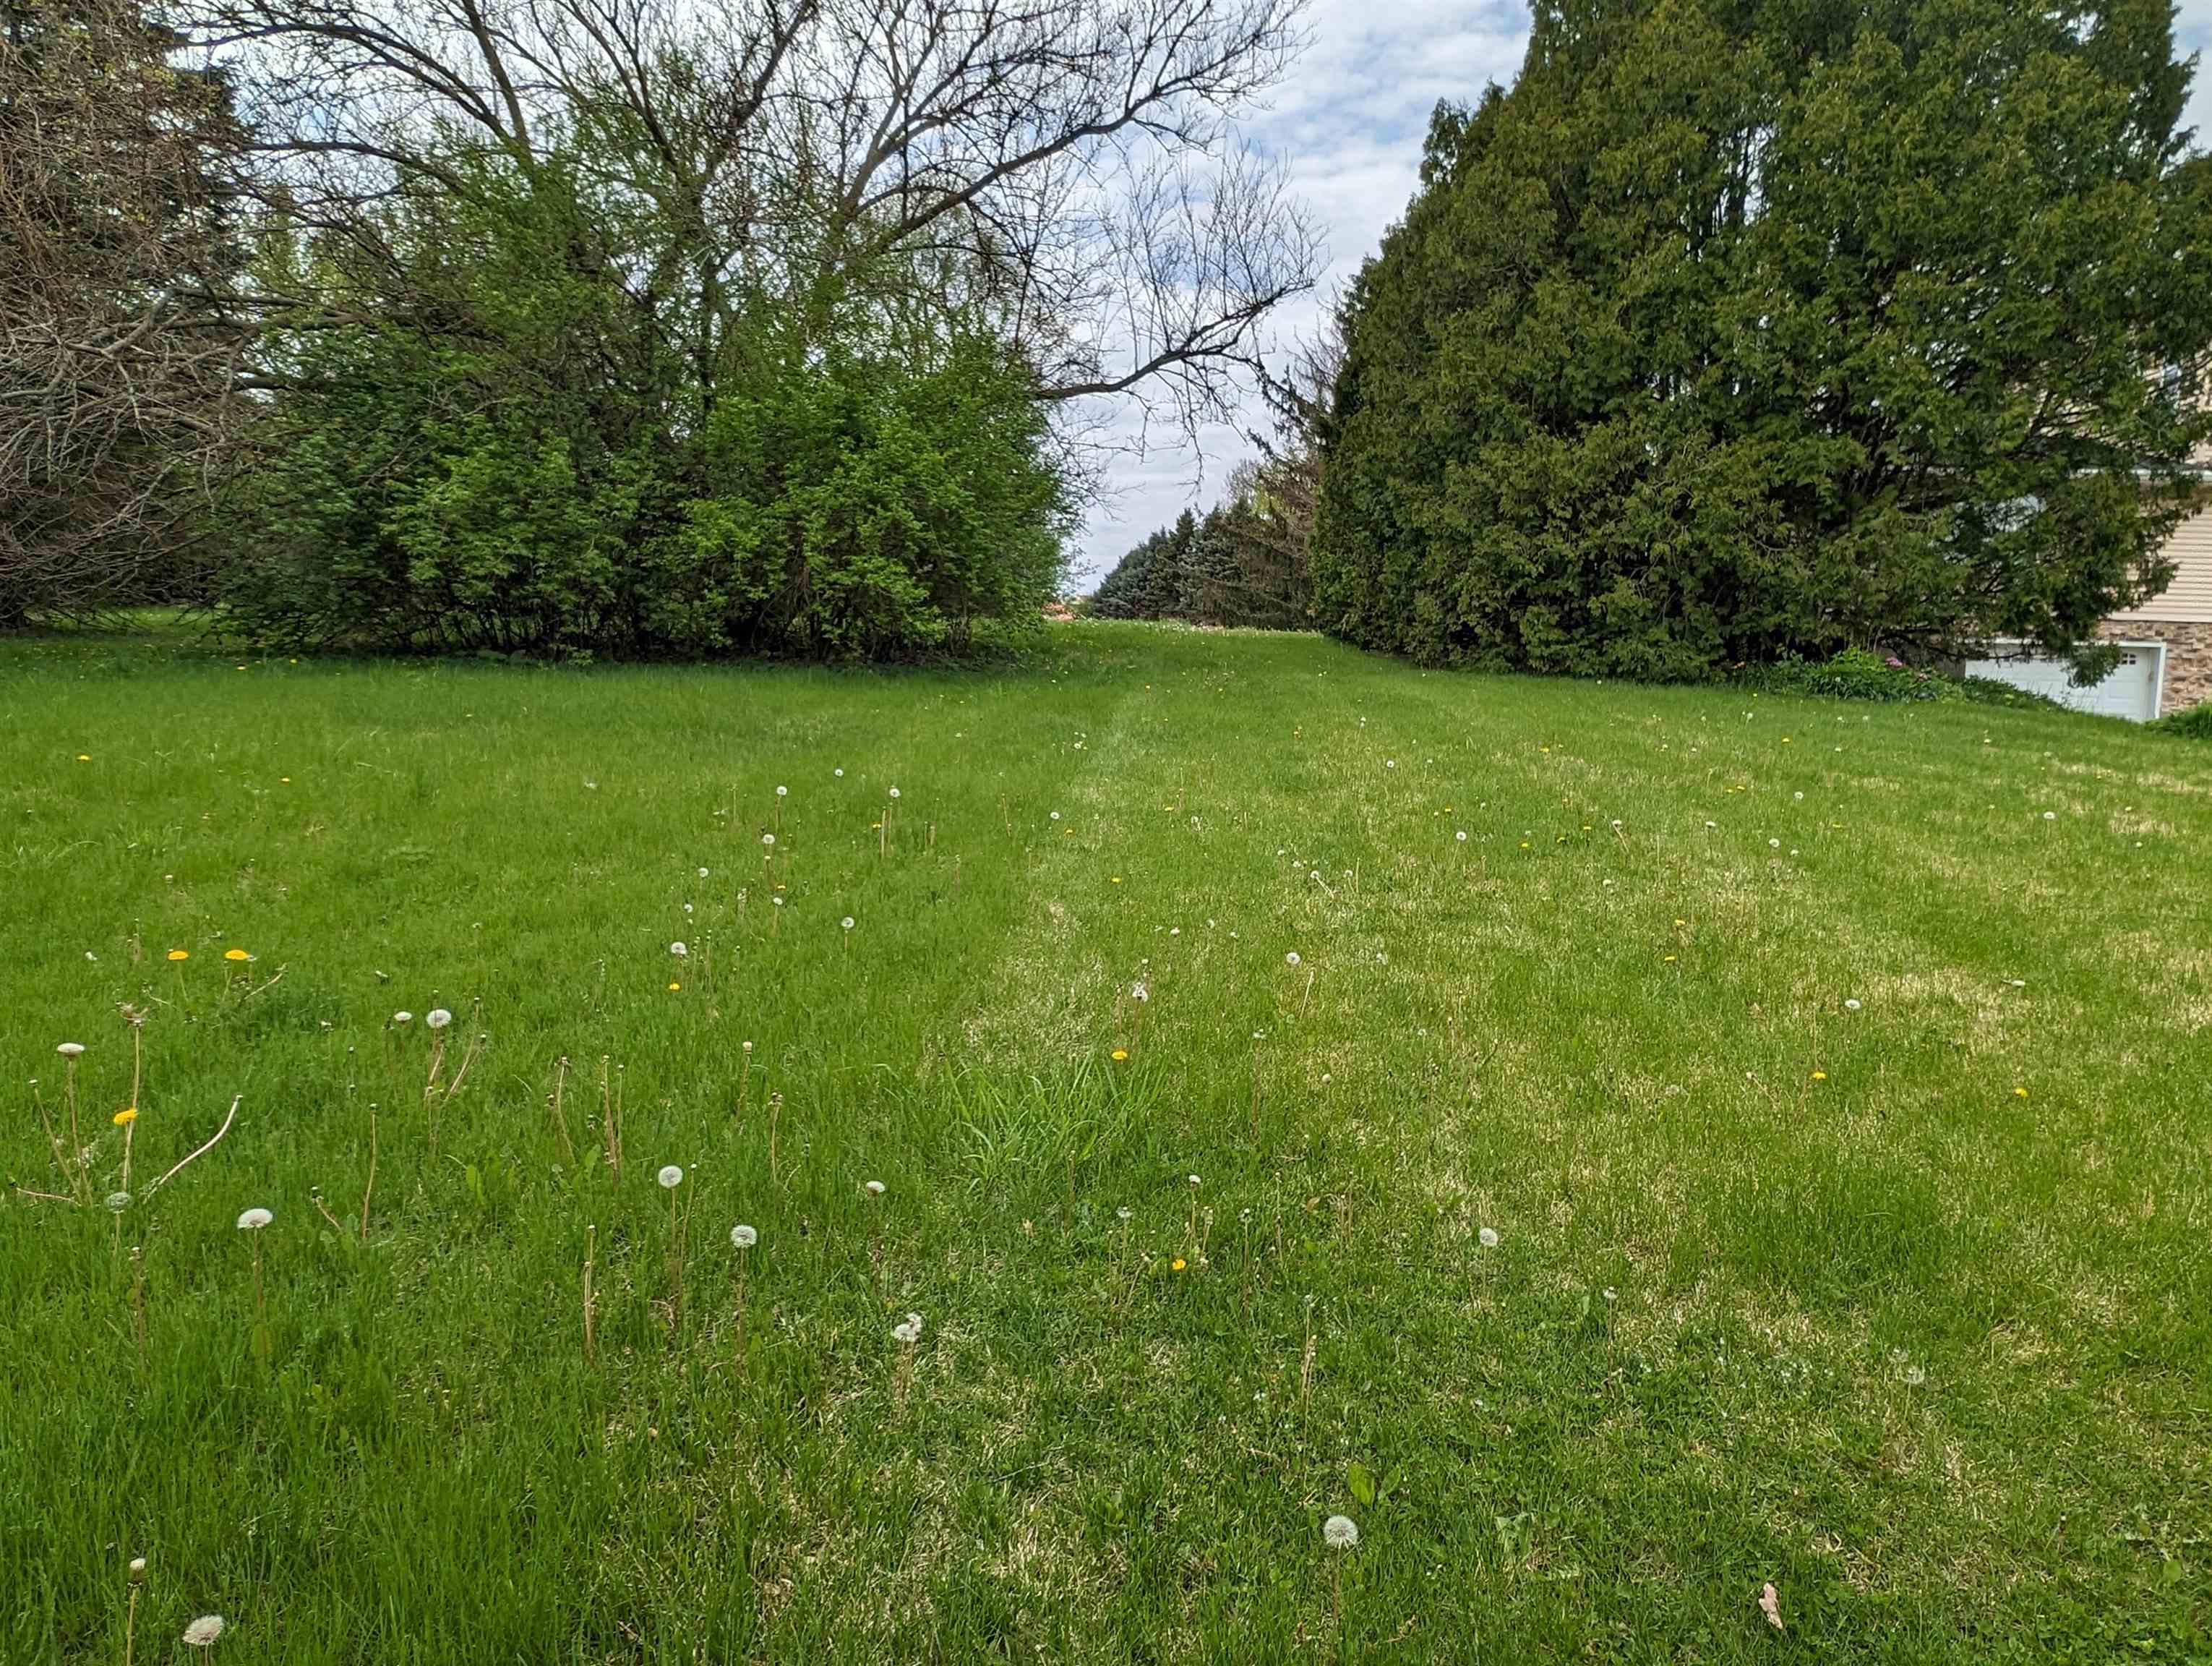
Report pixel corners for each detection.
[1316,0,2212,678]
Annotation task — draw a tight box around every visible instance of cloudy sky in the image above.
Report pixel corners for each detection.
[1066,0,2212,590]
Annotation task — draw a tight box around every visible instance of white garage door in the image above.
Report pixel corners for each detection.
[1964,644,2164,722]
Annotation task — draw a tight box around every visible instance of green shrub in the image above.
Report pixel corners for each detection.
[218,153,1071,659]
[1744,649,1949,704]
[2149,701,2212,739]
[1741,649,2068,711]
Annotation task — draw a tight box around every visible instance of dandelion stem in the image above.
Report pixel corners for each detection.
[124,1585,137,1666]
[582,1223,598,1367]
[62,1058,82,1191]
[32,1083,85,1204]
[142,1095,239,1199]
[733,1250,749,1375]
[129,1245,147,1372]
[127,1022,142,1133]
[360,1101,377,1242]
[666,1185,689,1346]
[549,1057,574,1166]
[424,1032,446,1156]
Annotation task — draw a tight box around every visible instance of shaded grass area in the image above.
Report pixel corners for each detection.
[2,621,2207,1662]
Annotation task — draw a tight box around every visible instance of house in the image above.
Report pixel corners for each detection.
[1965,499,2212,722]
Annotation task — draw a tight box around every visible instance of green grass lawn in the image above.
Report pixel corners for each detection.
[4,621,2208,1663]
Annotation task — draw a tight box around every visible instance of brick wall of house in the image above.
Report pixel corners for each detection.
[2097,618,2212,715]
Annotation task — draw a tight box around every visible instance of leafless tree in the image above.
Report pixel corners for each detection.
[0,0,252,623]
[184,0,1321,443]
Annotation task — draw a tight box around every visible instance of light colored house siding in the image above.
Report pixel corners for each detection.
[2111,505,2212,624]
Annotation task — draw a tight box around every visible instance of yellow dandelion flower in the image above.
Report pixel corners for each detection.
[2013,1086,2028,1099]
[166,949,189,962]
[1810,1070,1827,1081]
[223,948,249,962]
[669,981,682,991]
[1519,841,1531,850]
[1110,876,1122,884]
[1663,954,1678,964]
[77,753,90,761]
[1110,1048,1129,1061]
[113,1108,137,1126]
[1170,1257,1187,1272]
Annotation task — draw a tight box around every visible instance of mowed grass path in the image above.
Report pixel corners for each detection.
[3,623,2208,1663]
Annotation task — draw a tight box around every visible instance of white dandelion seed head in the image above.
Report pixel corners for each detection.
[776,785,787,797]
[236,1207,273,1231]
[425,1009,453,1030]
[833,767,844,778]
[128,1556,147,1579]
[182,1615,225,1647]
[1457,829,1468,842]
[1285,952,1301,967]
[888,787,901,799]
[391,1010,413,1025]
[2042,810,2057,821]
[56,1042,85,1058]
[669,941,687,957]
[1603,1287,1617,1302]
[656,1165,684,1189]
[864,1179,886,1196]
[730,1223,758,1249]
[1050,811,1061,821]
[1844,998,1861,1011]
[1768,838,1781,849]
[1116,1207,1132,1221]
[1322,1515,1359,1550]
[771,895,784,907]
[761,832,776,847]
[698,867,711,879]
[106,1191,132,1213]
[1478,1226,1500,1249]
[1904,1364,1926,1386]
[683,902,693,914]
[1131,981,1148,1001]
[1188,1174,1201,1189]
[1793,791,1804,801]
[841,917,854,931]
[1385,759,1396,769]
[742,1040,753,1054]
